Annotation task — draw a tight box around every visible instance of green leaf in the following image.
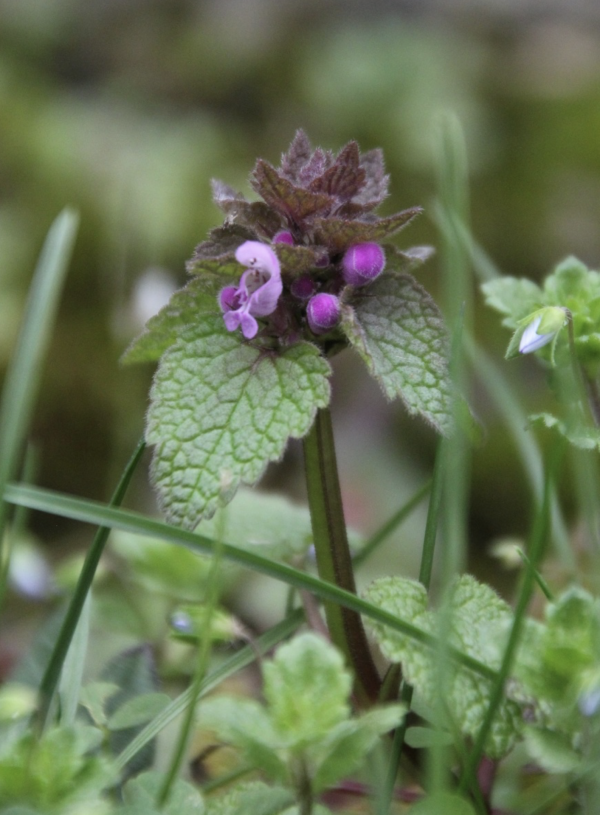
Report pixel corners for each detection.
[147,316,330,528]
[197,487,362,563]
[0,725,113,810]
[312,706,404,792]
[481,277,543,328]
[204,782,293,815]
[364,575,522,758]
[121,273,235,365]
[263,633,351,746]
[108,693,171,731]
[529,413,600,450]
[0,684,37,722]
[200,697,286,783]
[111,530,213,601]
[341,272,453,435]
[523,726,580,774]
[101,646,158,777]
[79,682,120,727]
[123,771,204,814]
[514,587,600,731]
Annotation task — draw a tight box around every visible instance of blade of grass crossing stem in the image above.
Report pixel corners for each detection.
[353,479,431,569]
[157,516,225,806]
[303,406,381,705]
[116,609,305,772]
[35,438,145,730]
[459,440,566,795]
[4,482,499,684]
[0,209,79,612]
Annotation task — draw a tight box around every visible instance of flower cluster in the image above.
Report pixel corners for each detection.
[186,130,424,347]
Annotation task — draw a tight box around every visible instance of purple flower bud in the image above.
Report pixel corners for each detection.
[273,230,294,245]
[219,285,240,312]
[290,275,316,300]
[307,293,340,334]
[341,243,386,287]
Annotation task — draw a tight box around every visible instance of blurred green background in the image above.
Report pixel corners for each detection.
[3,0,600,653]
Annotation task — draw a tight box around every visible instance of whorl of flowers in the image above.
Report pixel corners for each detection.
[186,130,423,347]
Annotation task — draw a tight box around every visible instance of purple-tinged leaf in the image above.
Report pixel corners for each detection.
[309,142,366,201]
[251,160,335,222]
[274,243,329,276]
[313,208,422,255]
[188,225,257,264]
[280,129,313,183]
[355,148,389,206]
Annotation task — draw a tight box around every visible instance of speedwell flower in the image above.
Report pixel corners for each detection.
[519,307,568,354]
[219,241,283,339]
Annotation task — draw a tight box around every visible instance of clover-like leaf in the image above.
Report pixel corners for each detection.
[481,277,543,329]
[341,271,453,436]
[313,209,421,255]
[364,575,522,758]
[146,316,330,528]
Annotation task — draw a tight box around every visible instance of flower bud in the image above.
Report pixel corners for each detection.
[341,242,385,287]
[290,275,316,300]
[307,293,340,334]
[519,307,567,354]
[273,230,294,245]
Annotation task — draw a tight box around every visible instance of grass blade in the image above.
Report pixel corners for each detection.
[0,209,79,609]
[4,481,498,683]
[35,438,145,729]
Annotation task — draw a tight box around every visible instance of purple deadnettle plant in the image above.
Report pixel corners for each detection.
[124,130,456,705]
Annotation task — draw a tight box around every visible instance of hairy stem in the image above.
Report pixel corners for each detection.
[303,406,380,706]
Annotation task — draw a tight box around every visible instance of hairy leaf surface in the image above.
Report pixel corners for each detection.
[341,271,453,435]
[147,316,331,527]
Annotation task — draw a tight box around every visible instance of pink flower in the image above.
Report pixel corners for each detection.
[219,241,283,339]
